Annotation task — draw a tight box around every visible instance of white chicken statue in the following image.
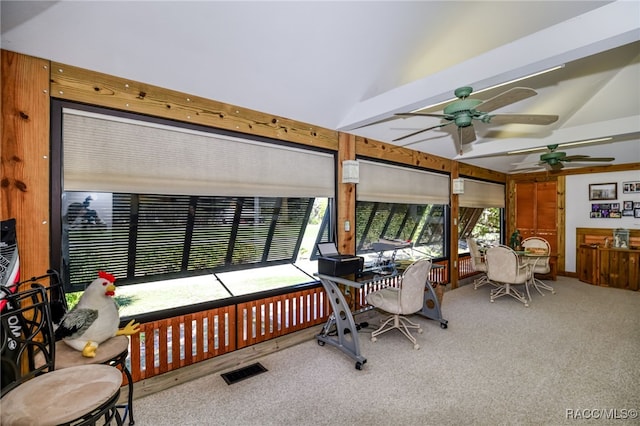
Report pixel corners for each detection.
[55,271,140,358]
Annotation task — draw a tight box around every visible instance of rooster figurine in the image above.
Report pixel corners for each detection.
[55,271,140,358]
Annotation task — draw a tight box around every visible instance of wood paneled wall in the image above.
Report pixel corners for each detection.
[1,49,505,285]
[337,133,357,255]
[49,62,338,151]
[1,51,51,280]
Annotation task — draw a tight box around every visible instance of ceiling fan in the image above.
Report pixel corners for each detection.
[512,144,615,171]
[394,86,559,154]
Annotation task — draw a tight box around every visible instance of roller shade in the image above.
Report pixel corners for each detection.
[459,179,505,208]
[356,160,449,205]
[62,109,335,197]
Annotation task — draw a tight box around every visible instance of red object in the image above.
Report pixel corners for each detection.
[98,270,116,283]
[1,218,20,311]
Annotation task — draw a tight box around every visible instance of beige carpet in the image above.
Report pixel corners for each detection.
[132,277,640,425]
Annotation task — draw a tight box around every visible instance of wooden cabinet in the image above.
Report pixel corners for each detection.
[598,248,640,290]
[515,181,558,254]
[576,229,640,291]
[578,244,598,284]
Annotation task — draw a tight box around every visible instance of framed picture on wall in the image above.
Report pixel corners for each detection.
[613,229,629,248]
[622,201,635,216]
[589,183,617,200]
[622,181,640,194]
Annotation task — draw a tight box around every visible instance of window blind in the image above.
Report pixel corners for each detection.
[62,109,335,198]
[356,160,449,205]
[458,179,505,208]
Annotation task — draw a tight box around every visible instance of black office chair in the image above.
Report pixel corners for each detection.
[1,285,123,425]
[27,270,136,425]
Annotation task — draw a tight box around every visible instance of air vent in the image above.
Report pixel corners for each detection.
[221,362,268,385]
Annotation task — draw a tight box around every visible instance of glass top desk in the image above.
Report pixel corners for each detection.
[314,263,447,370]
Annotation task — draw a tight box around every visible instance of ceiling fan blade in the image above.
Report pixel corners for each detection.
[476,87,537,112]
[459,125,476,145]
[454,125,476,155]
[549,162,564,171]
[350,115,407,130]
[393,122,453,142]
[486,114,559,125]
[395,112,448,119]
[562,155,590,161]
[565,156,615,162]
[511,166,545,173]
[511,160,544,167]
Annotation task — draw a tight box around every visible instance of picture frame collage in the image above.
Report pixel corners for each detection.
[590,181,640,219]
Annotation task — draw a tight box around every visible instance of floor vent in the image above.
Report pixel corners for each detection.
[221,362,268,385]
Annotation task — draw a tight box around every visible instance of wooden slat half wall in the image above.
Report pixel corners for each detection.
[236,286,328,348]
[128,287,328,382]
[129,305,237,382]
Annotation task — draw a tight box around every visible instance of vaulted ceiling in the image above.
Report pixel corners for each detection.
[2,1,639,173]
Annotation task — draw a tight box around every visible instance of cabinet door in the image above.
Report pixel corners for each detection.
[515,182,536,231]
[515,181,558,253]
[600,249,640,290]
[578,245,597,284]
[629,252,639,291]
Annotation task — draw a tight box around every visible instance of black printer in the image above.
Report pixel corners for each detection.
[316,242,364,277]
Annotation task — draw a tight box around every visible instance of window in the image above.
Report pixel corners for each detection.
[52,102,335,316]
[457,179,505,253]
[62,193,328,291]
[356,201,447,261]
[354,159,450,267]
[458,207,502,253]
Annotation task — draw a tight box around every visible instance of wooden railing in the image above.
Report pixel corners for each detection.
[124,260,463,383]
[458,255,477,280]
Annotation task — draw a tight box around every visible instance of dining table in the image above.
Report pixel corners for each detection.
[514,250,558,281]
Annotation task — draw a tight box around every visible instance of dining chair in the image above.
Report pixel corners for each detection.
[1,285,123,425]
[521,237,556,297]
[484,245,532,307]
[467,237,492,289]
[365,258,431,349]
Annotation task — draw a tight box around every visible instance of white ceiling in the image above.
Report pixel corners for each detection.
[2,1,639,174]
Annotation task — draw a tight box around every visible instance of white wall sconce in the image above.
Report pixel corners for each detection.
[342,160,359,184]
[452,178,465,194]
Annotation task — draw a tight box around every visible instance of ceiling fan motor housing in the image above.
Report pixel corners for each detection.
[540,150,567,165]
[443,98,483,127]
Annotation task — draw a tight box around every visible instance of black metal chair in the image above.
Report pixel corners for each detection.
[1,285,123,425]
[27,270,136,425]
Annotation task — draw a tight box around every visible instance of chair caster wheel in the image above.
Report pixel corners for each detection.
[317,340,325,346]
[371,337,377,343]
[413,344,420,350]
[440,322,448,329]
[355,362,363,370]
